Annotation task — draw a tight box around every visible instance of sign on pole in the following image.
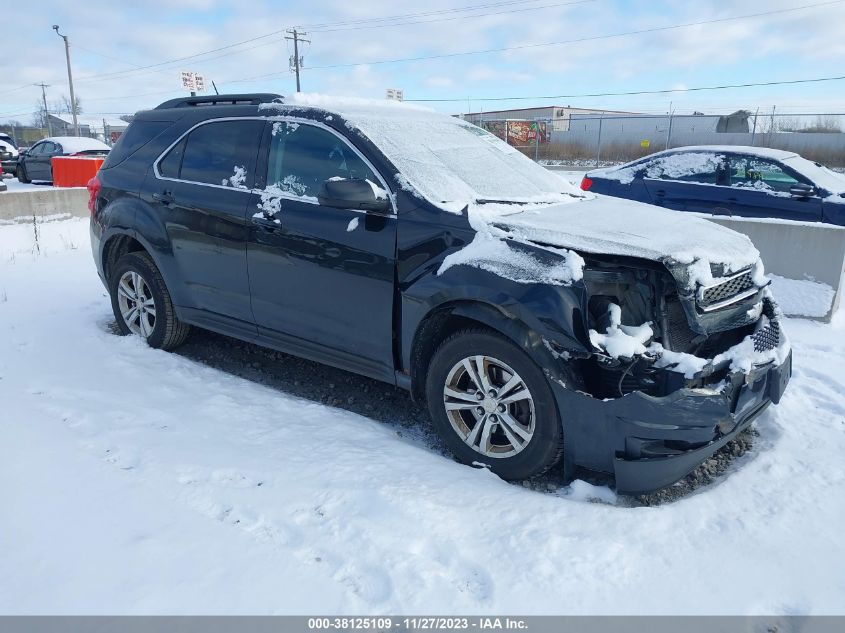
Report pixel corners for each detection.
[385,88,403,101]
[180,71,206,93]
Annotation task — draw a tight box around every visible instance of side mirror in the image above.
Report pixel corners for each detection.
[789,183,815,198]
[317,177,390,213]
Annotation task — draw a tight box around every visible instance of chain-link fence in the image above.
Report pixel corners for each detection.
[473,112,845,167]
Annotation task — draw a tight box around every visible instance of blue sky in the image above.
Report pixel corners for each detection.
[1,0,844,123]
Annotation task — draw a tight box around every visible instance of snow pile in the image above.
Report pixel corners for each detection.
[588,304,653,358]
[767,274,836,318]
[346,217,359,232]
[588,292,791,379]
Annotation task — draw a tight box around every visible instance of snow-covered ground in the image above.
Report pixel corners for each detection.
[0,176,60,192]
[1,217,844,615]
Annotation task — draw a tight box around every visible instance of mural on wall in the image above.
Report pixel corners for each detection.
[481,120,548,146]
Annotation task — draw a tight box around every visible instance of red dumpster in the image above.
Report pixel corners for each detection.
[51,156,105,188]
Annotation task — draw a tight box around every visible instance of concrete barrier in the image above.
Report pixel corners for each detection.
[0,187,88,221]
[701,216,845,321]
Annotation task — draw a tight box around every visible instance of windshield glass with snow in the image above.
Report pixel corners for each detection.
[348,115,576,205]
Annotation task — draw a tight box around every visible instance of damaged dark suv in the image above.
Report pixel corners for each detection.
[89,93,792,494]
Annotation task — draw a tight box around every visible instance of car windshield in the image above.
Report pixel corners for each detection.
[346,113,578,206]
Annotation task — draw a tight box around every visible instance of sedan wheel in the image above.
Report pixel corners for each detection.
[117,270,157,338]
[443,355,535,458]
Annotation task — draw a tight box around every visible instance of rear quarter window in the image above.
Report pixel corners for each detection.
[101,120,173,169]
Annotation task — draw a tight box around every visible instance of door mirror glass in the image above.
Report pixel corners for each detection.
[317,177,390,213]
[789,183,815,198]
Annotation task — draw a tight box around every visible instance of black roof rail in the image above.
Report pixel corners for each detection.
[153,93,283,110]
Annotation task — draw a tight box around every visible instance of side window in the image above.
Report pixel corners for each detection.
[645,152,723,184]
[266,121,379,199]
[28,143,44,156]
[159,137,186,179]
[177,120,264,187]
[728,156,800,193]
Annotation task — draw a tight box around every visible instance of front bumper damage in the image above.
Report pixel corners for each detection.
[549,296,792,495]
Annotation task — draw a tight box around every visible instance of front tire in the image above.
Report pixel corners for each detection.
[425,328,564,480]
[17,164,30,183]
[109,252,190,350]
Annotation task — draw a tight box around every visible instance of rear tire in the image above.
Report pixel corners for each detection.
[425,328,564,480]
[109,252,190,350]
[17,164,29,183]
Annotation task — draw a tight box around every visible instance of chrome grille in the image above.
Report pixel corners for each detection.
[700,270,755,308]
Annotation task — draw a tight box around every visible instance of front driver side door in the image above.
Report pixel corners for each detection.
[723,154,823,222]
[246,119,398,382]
[27,142,55,181]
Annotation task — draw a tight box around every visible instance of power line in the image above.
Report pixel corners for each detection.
[404,74,845,102]
[294,0,556,29]
[304,0,845,70]
[307,0,595,33]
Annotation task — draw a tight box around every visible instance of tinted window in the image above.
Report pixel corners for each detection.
[28,143,46,156]
[729,156,801,193]
[103,120,172,168]
[266,121,378,198]
[179,120,263,187]
[159,137,186,179]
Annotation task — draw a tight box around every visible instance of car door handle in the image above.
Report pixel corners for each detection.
[655,189,666,197]
[252,214,282,231]
[153,191,174,205]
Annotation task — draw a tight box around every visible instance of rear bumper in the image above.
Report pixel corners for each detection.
[551,350,792,495]
[1,159,16,174]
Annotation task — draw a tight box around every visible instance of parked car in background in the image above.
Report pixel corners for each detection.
[88,94,791,494]
[582,146,845,226]
[17,136,110,184]
[0,133,18,175]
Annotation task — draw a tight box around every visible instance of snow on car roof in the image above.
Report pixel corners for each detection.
[651,145,800,160]
[42,137,111,152]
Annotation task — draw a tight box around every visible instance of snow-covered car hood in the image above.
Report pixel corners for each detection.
[491,194,761,283]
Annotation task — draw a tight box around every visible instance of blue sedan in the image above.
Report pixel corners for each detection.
[581,146,845,225]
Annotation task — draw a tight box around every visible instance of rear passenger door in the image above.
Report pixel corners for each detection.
[642,152,730,214]
[246,119,398,381]
[145,119,264,334]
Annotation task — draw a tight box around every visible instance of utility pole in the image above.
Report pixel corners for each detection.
[285,29,309,92]
[52,25,79,136]
[36,83,53,136]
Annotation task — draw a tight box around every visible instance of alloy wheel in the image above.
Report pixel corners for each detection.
[117,270,157,338]
[443,355,535,458]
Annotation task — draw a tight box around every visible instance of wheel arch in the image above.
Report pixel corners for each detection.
[408,299,585,404]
